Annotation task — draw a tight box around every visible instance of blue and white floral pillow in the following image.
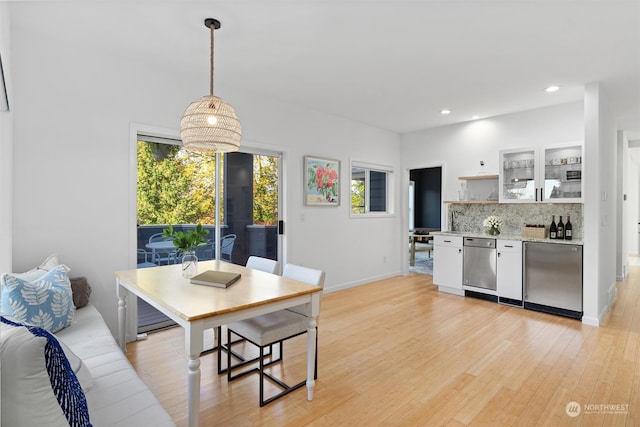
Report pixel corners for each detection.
[1,264,75,332]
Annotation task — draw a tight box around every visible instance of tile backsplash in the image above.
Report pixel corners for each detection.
[447,203,583,239]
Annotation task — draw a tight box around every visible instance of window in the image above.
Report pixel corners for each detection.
[350,161,394,216]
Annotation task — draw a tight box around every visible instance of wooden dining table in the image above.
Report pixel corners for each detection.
[115,260,323,427]
[409,229,439,266]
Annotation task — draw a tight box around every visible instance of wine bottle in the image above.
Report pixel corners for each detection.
[565,215,572,240]
[550,215,557,239]
[557,215,564,239]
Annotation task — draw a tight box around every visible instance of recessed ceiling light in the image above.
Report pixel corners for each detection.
[440,109,451,115]
[545,85,561,93]
[471,115,480,120]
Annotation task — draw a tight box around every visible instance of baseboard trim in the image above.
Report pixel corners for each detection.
[323,271,401,294]
[581,315,600,327]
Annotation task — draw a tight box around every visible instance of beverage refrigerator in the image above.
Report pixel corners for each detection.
[523,242,583,319]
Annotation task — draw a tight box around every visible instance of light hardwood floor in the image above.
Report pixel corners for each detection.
[126,268,640,426]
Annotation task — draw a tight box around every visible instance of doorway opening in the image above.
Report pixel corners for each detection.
[408,166,442,275]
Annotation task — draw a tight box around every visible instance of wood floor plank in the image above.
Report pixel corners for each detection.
[126,267,640,426]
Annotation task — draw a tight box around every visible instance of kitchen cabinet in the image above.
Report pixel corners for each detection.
[496,239,523,306]
[433,235,463,294]
[499,143,583,203]
[444,175,499,204]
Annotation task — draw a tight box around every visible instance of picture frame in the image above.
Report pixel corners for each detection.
[304,155,340,206]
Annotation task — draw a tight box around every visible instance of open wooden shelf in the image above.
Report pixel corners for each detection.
[458,174,499,180]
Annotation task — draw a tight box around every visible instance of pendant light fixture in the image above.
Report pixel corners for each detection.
[180,18,241,154]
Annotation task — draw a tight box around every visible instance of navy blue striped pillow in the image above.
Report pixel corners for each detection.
[1,316,92,427]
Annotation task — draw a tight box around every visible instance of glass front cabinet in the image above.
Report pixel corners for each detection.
[499,143,583,203]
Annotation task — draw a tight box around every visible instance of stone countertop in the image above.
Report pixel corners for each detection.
[431,231,583,245]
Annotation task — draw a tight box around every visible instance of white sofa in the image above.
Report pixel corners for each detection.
[0,254,175,426]
[1,302,176,427]
[53,303,176,426]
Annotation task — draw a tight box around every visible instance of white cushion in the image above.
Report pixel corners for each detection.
[228,309,309,346]
[55,304,177,426]
[58,338,94,392]
[0,254,69,306]
[14,253,69,282]
[0,316,91,427]
[1,265,75,333]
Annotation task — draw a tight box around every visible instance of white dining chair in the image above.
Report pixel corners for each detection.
[245,256,280,274]
[225,263,325,406]
[216,256,281,374]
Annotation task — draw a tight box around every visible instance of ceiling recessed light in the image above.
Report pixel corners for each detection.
[545,85,561,93]
[440,109,451,115]
[471,115,480,120]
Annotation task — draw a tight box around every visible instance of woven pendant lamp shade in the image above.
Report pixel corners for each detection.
[181,95,241,153]
[181,18,241,154]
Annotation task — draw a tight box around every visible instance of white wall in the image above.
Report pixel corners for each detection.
[628,145,640,256]
[582,82,618,324]
[600,88,618,317]
[0,3,11,274]
[401,102,584,226]
[618,130,632,279]
[227,91,403,290]
[9,19,401,338]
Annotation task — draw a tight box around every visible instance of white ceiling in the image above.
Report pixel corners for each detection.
[8,0,640,138]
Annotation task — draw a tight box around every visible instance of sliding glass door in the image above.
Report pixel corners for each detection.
[135,135,281,332]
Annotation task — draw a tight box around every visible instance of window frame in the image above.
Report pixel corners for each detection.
[349,160,395,218]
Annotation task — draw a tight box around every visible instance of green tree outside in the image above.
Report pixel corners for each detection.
[253,155,278,225]
[351,178,365,214]
[137,142,278,226]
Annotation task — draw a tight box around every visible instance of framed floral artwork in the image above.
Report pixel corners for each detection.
[304,155,340,206]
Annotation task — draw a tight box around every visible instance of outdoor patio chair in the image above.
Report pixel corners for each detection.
[148,232,177,265]
[219,234,236,262]
[136,249,159,268]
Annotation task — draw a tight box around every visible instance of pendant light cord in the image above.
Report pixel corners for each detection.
[210,21,215,96]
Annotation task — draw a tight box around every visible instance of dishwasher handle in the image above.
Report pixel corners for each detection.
[464,237,496,248]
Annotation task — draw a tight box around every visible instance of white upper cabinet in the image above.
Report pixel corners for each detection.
[542,144,583,202]
[499,148,537,202]
[499,143,583,203]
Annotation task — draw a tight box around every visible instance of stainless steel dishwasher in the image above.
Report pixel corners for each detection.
[463,237,497,290]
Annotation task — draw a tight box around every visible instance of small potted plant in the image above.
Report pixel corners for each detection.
[163,223,210,278]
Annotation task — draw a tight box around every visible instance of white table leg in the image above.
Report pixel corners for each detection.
[185,323,204,427]
[306,317,317,401]
[117,283,128,353]
[410,236,416,266]
[187,356,200,427]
